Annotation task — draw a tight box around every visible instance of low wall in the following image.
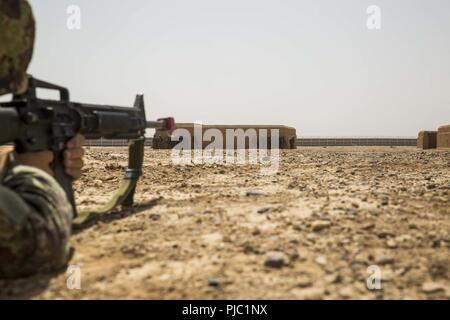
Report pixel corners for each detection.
[86,137,418,148]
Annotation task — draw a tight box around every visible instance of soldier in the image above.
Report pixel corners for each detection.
[0,0,85,278]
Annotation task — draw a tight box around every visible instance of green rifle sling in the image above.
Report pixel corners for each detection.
[72,138,145,226]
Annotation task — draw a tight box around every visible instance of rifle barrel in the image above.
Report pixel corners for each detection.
[146,120,164,129]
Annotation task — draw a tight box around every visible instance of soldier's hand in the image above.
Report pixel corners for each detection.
[15,134,86,180]
[64,134,86,180]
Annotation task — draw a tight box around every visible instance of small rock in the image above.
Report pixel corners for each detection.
[149,214,161,221]
[421,282,446,294]
[257,207,271,214]
[93,179,103,187]
[159,273,170,281]
[325,273,342,284]
[246,191,267,197]
[339,286,354,299]
[315,255,327,266]
[386,239,397,248]
[306,233,317,241]
[311,220,331,232]
[377,231,395,239]
[208,277,220,287]
[297,275,312,288]
[353,252,369,264]
[408,223,418,230]
[264,252,286,268]
[362,223,375,230]
[396,234,413,243]
[375,254,395,265]
[431,239,442,248]
[428,260,448,278]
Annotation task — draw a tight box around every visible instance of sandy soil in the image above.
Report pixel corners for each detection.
[1,147,449,299]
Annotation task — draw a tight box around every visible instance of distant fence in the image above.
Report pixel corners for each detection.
[85,138,153,147]
[297,137,417,147]
[86,137,417,147]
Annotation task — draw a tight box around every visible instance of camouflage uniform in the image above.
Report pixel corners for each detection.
[0,0,73,278]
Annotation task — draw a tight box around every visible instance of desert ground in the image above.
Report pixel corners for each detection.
[1,146,449,299]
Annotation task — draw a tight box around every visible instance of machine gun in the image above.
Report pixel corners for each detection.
[0,76,174,225]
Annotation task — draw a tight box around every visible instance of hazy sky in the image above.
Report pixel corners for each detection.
[27,0,450,137]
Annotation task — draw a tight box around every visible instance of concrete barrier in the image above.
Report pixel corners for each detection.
[417,131,437,149]
[437,125,450,149]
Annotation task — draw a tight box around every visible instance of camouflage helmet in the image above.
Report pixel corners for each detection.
[0,0,35,95]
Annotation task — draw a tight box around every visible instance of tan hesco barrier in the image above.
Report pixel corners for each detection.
[153,123,297,149]
[417,131,437,149]
[437,125,450,149]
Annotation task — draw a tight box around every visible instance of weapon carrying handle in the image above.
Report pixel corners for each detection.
[21,75,70,101]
